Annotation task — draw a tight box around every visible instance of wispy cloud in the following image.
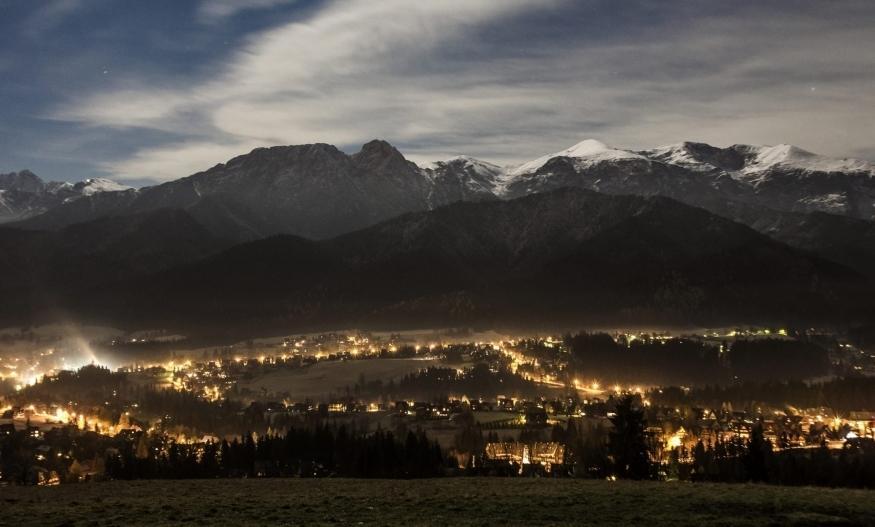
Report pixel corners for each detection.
[58,0,558,181]
[196,0,299,24]
[51,0,875,182]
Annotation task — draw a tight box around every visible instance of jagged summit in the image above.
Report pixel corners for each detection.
[644,142,747,172]
[0,170,45,193]
[0,170,132,223]
[357,139,398,155]
[352,139,414,174]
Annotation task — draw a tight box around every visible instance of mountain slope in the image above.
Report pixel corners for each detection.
[11,138,875,281]
[758,211,875,280]
[0,209,231,323]
[498,140,875,275]
[42,188,868,334]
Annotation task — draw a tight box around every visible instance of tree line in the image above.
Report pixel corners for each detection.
[564,333,830,385]
[653,377,875,414]
[105,425,445,480]
[688,428,875,488]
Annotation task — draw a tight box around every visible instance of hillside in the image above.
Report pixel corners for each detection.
[0,209,232,323]
[61,188,870,333]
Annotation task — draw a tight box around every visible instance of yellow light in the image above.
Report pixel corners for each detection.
[54,407,71,422]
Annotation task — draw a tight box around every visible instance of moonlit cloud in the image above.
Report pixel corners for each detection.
[6,0,875,183]
[101,140,266,182]
[67,0,561,181]
[196,0,300,24]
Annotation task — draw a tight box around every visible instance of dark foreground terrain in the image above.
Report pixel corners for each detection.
[2,479,875,526]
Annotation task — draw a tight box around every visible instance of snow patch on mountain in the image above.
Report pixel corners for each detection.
[799,192,849,213]
[449,155,504,177]
[645,143,714,171]
[423,155,507,194]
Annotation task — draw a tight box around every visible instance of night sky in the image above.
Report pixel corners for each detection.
[1,0,873,185]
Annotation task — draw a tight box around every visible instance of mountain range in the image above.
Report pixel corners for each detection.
[0,170,131,223]
[2,138,874,332]
[8,139,875,245]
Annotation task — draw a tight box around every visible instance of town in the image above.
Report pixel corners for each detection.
[2,327,875,486]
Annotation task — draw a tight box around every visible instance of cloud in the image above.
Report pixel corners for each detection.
[58,0,559,180]
[196,0,299,24]
[102,140,264,182]
[21,0,84,37]
[53,0,875,182]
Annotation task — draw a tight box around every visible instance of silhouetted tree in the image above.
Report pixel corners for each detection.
[608,395,650,479]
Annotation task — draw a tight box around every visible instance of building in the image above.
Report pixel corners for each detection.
[484,441,565,473]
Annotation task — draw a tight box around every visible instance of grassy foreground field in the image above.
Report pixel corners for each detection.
[3,478,874,526]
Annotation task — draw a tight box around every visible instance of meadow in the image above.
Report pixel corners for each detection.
[3,478,874,526]
[239,357,443,399]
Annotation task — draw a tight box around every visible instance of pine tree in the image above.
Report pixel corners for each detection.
[745,424,772,482]
[608,395,650,479]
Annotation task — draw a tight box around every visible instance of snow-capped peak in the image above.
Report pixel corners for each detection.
[77,178,133,195]
[508,139,646,177]
[561,139,618,157]
[741,144,874,175]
